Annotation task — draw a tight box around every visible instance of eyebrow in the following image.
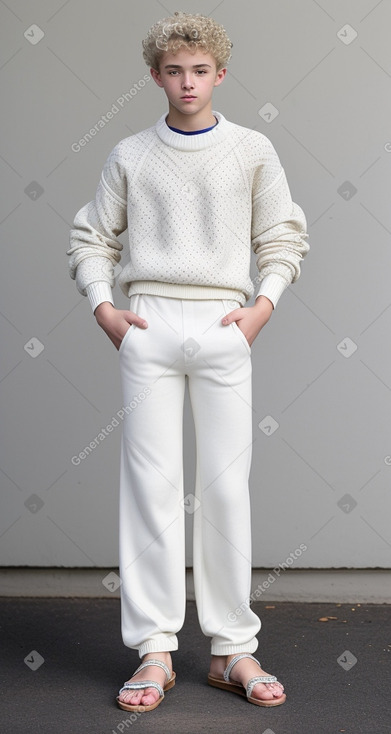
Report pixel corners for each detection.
[163,64,212,69]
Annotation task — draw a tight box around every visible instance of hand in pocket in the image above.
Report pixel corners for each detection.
[94,302,148,350]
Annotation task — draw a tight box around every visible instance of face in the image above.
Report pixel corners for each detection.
[150,47,226,117]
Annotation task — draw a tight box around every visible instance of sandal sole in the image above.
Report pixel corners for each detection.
[208,674,286,707]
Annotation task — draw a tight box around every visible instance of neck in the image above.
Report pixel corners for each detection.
[165,103,216,132]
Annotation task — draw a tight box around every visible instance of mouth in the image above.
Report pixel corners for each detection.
[181,96,197,100]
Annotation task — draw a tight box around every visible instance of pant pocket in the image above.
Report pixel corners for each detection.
[232,320,252,355]
[118,294,141,355]
[222,300,252,355]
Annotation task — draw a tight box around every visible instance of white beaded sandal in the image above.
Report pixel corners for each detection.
[208,653,286,707]
[117,658,176,712]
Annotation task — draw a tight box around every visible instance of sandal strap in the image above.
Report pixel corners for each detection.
[118,680,164,698]
[132,658,171,683]
[223,653,260,682]
[247,675,278,698]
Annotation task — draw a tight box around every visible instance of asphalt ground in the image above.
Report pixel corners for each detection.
[1,598,390,734]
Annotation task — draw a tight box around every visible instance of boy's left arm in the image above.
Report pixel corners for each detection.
[222,139,309,346]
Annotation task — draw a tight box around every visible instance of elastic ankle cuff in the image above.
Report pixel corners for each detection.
[211,639,259,656]
[138,636,178,658]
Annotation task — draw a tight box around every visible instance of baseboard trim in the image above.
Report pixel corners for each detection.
[0,568,390,602]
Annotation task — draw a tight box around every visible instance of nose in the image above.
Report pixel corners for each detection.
[182,74,194,90]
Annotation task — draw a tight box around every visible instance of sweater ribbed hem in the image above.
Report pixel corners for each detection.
[86,281,114,313]
[127,280,246,306]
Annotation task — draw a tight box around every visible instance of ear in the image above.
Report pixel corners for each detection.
[150,67,164,88]
[214,67,227,87]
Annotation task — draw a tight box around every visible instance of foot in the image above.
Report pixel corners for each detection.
[209,653,285,702]
[118,651,173,708]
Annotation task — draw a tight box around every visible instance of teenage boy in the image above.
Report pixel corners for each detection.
[67,11,309,712]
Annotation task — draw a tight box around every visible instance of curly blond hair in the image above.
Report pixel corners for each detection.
[142,10,233,72]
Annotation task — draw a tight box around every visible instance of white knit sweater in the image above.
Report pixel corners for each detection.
[67,110,309,312]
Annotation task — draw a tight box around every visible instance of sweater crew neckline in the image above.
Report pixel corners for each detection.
[167,116,218,135]
[155,110,229,151]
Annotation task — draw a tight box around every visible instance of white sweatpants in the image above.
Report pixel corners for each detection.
[118,294,261,658]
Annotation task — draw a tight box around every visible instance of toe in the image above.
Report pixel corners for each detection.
[122,689,142,705]
[251,683,274,700]
[266,682,285,698]
[270,682,284,696]
[140,687,160,706]
[119,686,159,707]
[250,680,285,701]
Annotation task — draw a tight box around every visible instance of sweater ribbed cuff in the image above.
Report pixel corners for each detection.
[255,273,290,309]
[86,282,114,313]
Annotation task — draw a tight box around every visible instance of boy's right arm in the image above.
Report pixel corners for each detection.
[67,144,147,348]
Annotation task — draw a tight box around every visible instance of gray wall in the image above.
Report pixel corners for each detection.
[1,0,390,568]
